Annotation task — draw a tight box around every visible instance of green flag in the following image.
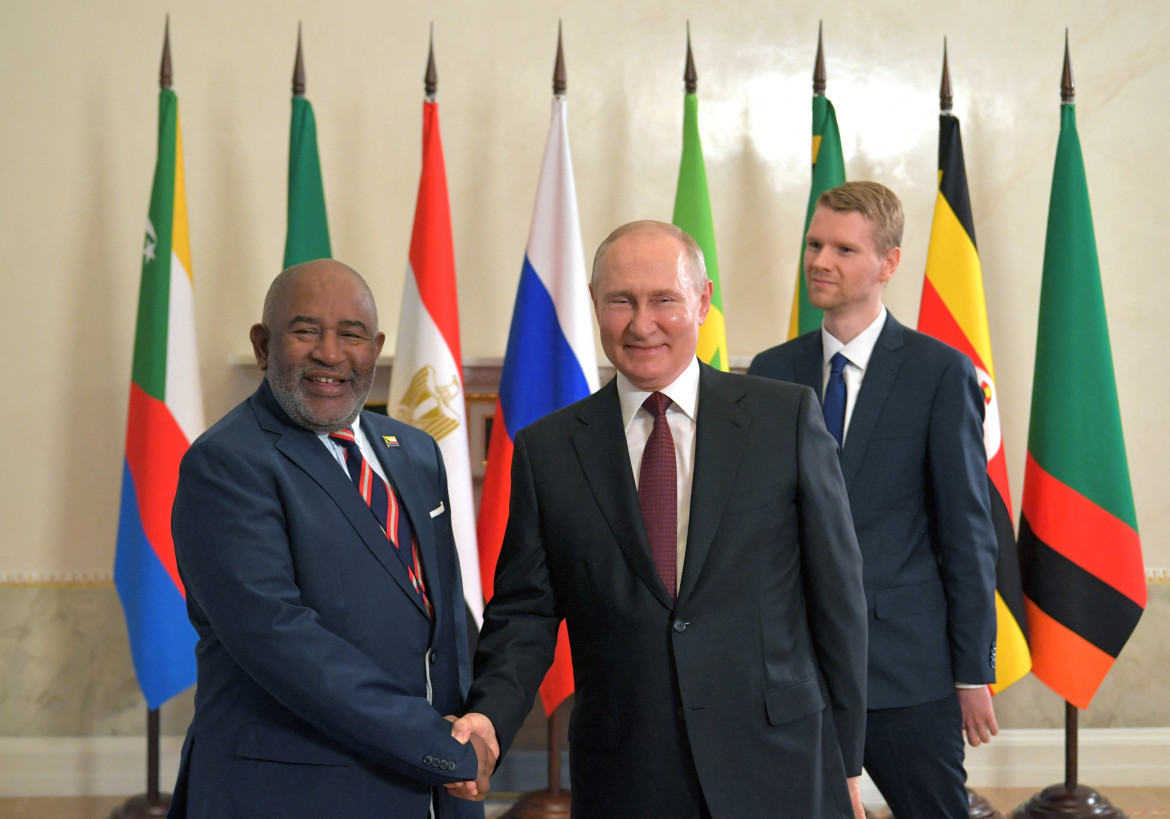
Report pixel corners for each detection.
[1017,102,1145,709]
[283,95,331,267]
[788,94,845,339]
[673,92,727,370]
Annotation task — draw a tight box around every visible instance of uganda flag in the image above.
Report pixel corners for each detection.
[114,80,203,710]
[1018,99,1145,710]
[672,36,728,371]
[283,31,331,268]
[918,112,1031,693]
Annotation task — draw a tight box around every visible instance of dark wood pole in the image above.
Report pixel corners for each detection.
[1010,37,1125,819]
[293,22,306,98]
[499,24,573,819]
[813,21,827,97]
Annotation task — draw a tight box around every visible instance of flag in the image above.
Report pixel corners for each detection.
[918,112,1031,693]
[672,91,727,370]
[388,99,484,626]
[789,93,845,338]
[114,84,203,709]
[284,93,331,267]
[1018,100,1145,709]
[477,95,599,715]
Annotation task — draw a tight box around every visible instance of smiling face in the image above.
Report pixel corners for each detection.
[591,226,711,391]
[803,206,900,328]
[250,260,385,433]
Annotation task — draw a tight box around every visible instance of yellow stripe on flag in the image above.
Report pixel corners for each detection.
[922,192,993,378]
[697,304,727,369]
[172,112,192,285]
[991,590,1031,693]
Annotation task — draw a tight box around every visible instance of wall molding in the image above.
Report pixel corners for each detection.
[1,728,1167,797]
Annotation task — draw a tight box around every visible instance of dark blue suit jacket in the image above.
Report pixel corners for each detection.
[168,380,483,819]
[749,314,997,710]
[469,365,867,818]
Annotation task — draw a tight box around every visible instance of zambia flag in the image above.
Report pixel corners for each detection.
[918,112,1031,693]
[1018,100,1145,709]
[114,84,204,709]
[673,91,728,371]
[789,93,844,339]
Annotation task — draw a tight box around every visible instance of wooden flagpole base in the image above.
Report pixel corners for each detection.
[108,795,170,819]
[1011,784,1125,818]
[969,787,1005,818]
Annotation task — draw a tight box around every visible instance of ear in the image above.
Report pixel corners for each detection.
[878,246,901,283]
[696,278,713,325]
[589,283,599,314]
[249,323,271,371]
[373,331,386,358]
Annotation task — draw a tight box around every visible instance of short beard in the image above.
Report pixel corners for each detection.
[268,363,374,434]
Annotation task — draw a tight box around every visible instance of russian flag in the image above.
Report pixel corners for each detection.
[477,93,598,715]
[114,82,202,710]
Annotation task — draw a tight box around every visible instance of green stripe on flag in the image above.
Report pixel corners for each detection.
[131,88,177,401]
[284,95,331,268]
[790,94,845,339]
[1028,104,1137,530]
[673,92,728,371]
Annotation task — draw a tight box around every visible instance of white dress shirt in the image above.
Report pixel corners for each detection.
[617,356,700,595]
[319,414,391,485]
[820,306,888,446]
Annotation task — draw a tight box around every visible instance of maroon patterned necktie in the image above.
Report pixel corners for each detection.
[639,392,677,599]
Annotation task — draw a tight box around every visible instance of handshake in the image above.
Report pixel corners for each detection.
[443,712,499,801]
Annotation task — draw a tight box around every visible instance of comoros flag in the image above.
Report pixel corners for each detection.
[477,95,598,715]
[114,87,203,710]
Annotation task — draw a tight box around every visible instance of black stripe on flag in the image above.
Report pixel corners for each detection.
[988,479,1027,639]
[939,114,977,249]
[1018,515,1144,658]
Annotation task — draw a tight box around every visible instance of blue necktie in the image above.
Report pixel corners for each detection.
[823,352,848,448]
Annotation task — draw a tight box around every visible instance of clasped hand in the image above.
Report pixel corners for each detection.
[443,713,499,801]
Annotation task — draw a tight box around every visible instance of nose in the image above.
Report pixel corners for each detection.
[627,303,656,338]
[311,329,346,366]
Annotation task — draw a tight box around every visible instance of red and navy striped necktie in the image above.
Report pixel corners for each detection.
[329,428,432,618]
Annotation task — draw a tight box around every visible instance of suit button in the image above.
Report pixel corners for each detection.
[672,619,688,633]
[429,651,438,664]
[424,754,434,766]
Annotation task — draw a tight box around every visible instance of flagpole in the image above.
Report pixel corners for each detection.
[932,39,1004,819]
[499,24,573,819]
[1013,33,1126,819]
[110,24,178,819]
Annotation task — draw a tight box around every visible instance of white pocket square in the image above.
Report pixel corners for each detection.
[429,502,446,518]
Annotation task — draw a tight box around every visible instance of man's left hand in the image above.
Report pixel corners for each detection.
[958,686,998,747]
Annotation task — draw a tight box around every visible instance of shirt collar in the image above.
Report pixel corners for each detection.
[317,412,364,446]
[616,356,701,430]
[822,306,888,371]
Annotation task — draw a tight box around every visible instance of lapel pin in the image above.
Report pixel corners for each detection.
[383,435,399,447]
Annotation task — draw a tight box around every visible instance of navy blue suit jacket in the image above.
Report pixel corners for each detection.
[168,380,483,819]
[468,365,867,818]
[749,314,997,709]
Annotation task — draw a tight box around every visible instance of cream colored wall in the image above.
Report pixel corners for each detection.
[1,0,1166,585]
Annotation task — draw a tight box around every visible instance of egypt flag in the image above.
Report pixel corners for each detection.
[477,94,599,714]
[789,92,845,339]
[673,88,727,370]
[1018,100,1145,709]
[114,85,203,709]
[918,113,1031,693]
[387,99,484,625]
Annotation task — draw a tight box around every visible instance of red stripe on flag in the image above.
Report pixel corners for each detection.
[476,398,512,602]
[124,382,189,597]
[917,278,988,373]
[538,620,575,715]
[987,447,1013,521]
[1022,453,1145,606]
[409,100,462,367]
[1024,597,1115,710]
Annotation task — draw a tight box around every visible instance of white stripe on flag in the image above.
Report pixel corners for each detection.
[165,251,204,444]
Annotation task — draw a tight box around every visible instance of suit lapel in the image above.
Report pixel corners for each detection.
[253,383,430,620]
[368,415,434,622]
[570,381,675,611]
[839,314,906,488]
[678,366,749,602]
